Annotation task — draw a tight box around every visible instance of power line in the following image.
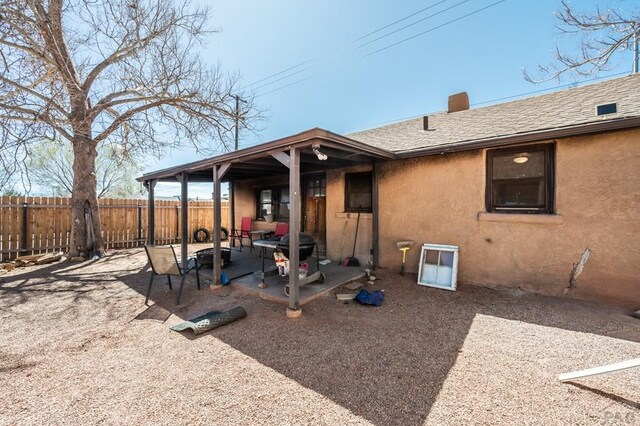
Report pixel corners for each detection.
[351,0,452,43]
[255,76,313,98]
[251,1,508,99]
[247,60,313,88]
[342,71,631,133]
[361,0,507,59]
[357,0,473,49]
[250,65,314,92]
[243,0,460,91]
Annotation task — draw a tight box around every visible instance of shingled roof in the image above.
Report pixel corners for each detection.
[348,74,640,156]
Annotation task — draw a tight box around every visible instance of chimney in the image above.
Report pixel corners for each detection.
[448,92,469,113]
[423,115,429,131]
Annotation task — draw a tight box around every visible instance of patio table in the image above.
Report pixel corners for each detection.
[252,238,280,287]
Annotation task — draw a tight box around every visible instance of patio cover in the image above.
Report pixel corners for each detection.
[137,128,395,314]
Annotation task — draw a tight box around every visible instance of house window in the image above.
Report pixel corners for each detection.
[486,144,555,214]
[308,177,326,198]
[345,172,372,212]
[256,187,289,221]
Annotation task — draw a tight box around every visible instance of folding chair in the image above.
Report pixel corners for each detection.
[144,245,201,305]
[231,217,254,251]
[272,222,289,238]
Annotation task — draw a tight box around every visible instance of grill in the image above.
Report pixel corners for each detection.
[277,233,316,261]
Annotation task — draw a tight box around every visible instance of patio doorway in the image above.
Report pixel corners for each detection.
[304,175,326,257]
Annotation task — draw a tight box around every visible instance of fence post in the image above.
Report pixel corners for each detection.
[137,203,142,246]
[20,202,28,255]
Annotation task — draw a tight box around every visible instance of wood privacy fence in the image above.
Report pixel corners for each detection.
[0,196,230,262]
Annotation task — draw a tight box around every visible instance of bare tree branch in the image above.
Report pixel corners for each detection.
[524,1,639,83]
[0,0,264,256]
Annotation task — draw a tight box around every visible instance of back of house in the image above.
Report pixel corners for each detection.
[345,74,640,308]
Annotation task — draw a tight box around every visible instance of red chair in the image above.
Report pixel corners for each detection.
[231,217,254,251]
[273,222,289,238]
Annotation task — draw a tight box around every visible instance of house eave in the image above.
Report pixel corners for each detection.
[137,127,396,183]
[394,116,640,159]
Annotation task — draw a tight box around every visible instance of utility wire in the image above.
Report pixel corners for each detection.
[255,1,505,98]
[358,0,473,49]
[250,65,314,92]
[351,0,452,43]
[343,71,631,133]
[256,76,313,98]
[361,0,507,58]
[244,0,457,91]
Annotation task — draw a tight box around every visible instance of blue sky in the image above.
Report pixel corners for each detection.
[149,0,637,197]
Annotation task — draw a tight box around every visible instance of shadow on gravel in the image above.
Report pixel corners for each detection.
[2,249,637,426]
[207,277,638,426]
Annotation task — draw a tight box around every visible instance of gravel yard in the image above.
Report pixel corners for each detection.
[1,247,639,425]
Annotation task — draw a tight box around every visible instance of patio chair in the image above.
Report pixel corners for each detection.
[265,222,289,240]
[144,245,201,305]
[231,216,254,251]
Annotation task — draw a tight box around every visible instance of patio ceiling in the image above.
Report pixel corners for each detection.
[137,128,396,183]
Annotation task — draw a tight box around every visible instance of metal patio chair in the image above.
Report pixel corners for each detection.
[231,216,254,251]
[144,245,201,305]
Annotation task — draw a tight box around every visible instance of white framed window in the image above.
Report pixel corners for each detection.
[417,243,459,291]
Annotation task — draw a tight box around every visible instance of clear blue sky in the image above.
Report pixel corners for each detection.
[149,0,637,197]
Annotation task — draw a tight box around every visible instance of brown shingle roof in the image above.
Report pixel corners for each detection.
[348,74,640,154]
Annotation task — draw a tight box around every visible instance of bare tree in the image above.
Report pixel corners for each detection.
[0,0,259,257]
[29,139,141,198]
[524,1,639,82]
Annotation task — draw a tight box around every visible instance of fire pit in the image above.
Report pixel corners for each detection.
[195,247,231,269]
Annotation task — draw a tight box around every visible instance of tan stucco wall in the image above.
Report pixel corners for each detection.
[325,165,374,266]
[371,129,640,308]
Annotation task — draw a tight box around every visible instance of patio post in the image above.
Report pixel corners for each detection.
[178,173,188,269]
[212,163,231,286]
[213,165,222,286]
[146,179,157,245]
[287,146,301,316]
[372,162,379,267]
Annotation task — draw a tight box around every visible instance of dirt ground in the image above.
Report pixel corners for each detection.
[1,247,639,426]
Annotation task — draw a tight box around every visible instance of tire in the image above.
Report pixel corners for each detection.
[193,227,210,243]
[220,227,229,241]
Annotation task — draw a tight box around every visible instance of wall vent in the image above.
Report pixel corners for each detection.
[596,102,617,116]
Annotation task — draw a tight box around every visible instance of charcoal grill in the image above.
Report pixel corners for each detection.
[277,233,316,261]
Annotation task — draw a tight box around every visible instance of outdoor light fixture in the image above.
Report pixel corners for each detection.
[312,144,328,161]
[513,153,529,164]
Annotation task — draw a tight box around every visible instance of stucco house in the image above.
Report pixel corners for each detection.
[140,74,640,311]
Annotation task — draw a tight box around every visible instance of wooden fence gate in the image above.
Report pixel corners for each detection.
[0,196,229,262]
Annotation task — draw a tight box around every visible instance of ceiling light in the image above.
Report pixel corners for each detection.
[513,154,529,164]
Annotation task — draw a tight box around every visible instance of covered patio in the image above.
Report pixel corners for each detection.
[138,128,395,315]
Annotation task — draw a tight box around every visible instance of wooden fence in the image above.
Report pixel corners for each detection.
[0,196,230,261]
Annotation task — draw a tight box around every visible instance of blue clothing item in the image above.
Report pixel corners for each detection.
[354,289,385,307]
[220,272,230,286]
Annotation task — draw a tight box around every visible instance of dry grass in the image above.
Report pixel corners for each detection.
[1,247,639,425]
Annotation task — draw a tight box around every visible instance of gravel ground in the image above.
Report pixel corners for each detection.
[1,247,639,426]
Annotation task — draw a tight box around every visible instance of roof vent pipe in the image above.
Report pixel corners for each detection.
[448,92,469,113]
[423,116,429,131]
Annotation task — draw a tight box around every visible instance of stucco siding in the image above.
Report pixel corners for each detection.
[372,129,639,308]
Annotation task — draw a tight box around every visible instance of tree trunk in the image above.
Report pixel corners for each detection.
[68,136,104,258]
